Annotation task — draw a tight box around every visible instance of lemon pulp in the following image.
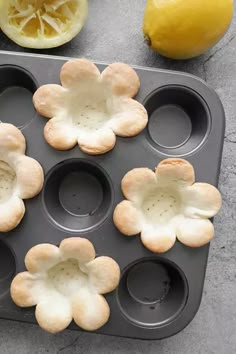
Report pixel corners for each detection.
[0,0,88,48]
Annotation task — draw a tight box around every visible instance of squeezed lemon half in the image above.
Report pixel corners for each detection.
[0,0,88,49]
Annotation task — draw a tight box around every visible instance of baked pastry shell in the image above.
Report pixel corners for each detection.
[0,123,44,232]
[33,58,148,155]
[113,158,222,253]
[11,237,120,333]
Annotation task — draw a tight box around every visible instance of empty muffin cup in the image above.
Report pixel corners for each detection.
[0,240,16,296]
[117,258,188,327]
[0,65,37,128]
[42,159,113,232]
[144,85,211,156]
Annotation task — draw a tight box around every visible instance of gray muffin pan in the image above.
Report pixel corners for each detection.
[0,51,225,340]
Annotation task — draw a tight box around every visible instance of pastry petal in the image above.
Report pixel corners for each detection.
[0,123,25,154]
[73,291,110,331]
[174,215,214,247]
[36,296,72,333]
[25,244,61,273]
[44,117,77,150]
[85,256,120,294]
[121,168,157,202]
[59,237,95,264]
[60,58,100,88]
[33,84,66,118]
[110,98,148,137]
[155,158,195,187]
[0,196,25,232]
[101,63,140,98]
[10,272,39,307]
[113,200,143,235]
[14,156,44,199]
[77,128,116,155]
[183,183,222,218]
[141,225,176,253]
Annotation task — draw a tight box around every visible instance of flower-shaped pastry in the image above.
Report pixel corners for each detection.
[0,123,44,232]
[11,237,120,333]
[113,158,222,253]
[33,58,148,155]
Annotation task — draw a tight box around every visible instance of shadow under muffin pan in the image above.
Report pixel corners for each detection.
[0,51,225,340]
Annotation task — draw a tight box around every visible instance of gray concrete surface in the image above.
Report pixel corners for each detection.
[0,1,235,353]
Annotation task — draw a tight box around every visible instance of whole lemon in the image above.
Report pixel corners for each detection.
[143,0,234,59]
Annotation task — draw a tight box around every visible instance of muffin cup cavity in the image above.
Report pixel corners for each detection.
[42,159,113,232]
[0,65,37,128]
[117,258,188,327]
[144,85,211,156]
[0,240,16,295]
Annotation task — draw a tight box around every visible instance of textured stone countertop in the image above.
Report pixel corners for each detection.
[0,1,235,353]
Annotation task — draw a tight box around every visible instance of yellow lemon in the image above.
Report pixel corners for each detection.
[0,0,88,49]
[143,0,234,59]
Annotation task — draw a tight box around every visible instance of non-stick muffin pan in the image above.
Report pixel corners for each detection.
[0,51,225,340]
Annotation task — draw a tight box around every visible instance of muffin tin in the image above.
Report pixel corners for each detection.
[0,51,225,339]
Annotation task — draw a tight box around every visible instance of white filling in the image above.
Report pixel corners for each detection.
[8,0,79,37]
[0,161,16,203]
[47,258,88,297]
[141,188,180,225]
